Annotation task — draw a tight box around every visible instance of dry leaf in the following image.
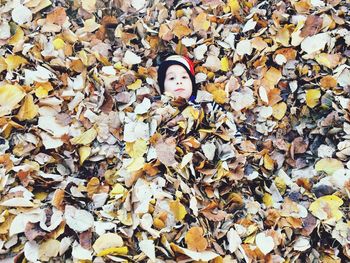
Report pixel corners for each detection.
[185,226,208,252]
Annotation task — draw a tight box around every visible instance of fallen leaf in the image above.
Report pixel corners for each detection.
[185,226,208,252]
[305,89,321,108]
[169,199,187,221]
[309,195,343,222]
[315,158,344,175]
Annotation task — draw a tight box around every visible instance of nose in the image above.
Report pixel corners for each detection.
[176,79,182,84]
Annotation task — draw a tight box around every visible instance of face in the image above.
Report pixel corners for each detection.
[163,65,193,100]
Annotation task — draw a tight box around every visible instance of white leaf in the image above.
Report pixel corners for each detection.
[135,98,151,114]
[101,66,116,75]
[182,37,197,47]
[194,44,207,60]
[0,22,11,39]
[24,241,39,262]
[230,87,255,111]
[255,232,274,255]
[139,239,156,262]
[170,244,219,261]
[227,228,242,253]
[233,63,246,76]
[224,32,236,49]
[38,116,69,137]
[293,237,311,251]
[131,0,146,10]
[64,205,94,232]
[259,86,269,104]
[301,33,330,55]
[123,50,141,65]
[72,241,92,260]
[0,197,34,207]
[40,132,64,150]
[60,237,73,256]
[242,18,257,33]
[180,152,193,168]
[201,142,216,161]
[10,212,41,237]
[236,39,252,56]
[203,55,221,72]
[12,4,32,25]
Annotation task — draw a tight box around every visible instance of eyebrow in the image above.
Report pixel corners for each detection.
[166,69,187,76]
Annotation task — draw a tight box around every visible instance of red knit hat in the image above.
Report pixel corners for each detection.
[157,55,197,97]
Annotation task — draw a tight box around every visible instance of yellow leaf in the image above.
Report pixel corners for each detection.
[275,27,290,47]
[5,55,27,71]
[172,22,192,39]
[125,139,148,158]
[220,57,229,72]
[53,38,65,49]
[39,239,60,261]
[315,158,344,175]
[127,79,142,90]
[92,232,124,254]
[309,195,343,222]
[274,177,286,194]
[263,154,274,170]
[153,217,165,229]
[263,193,273,207]
[0,84,26,117]
[110,183,126,198]
[87,177,100,198]
[305,88,321,108]
[315,53,341,69]
[212,89,227,104]
[8,26,24,46]
[127,157,145,172]
[17,94,38,121]
[70,127,97,145]
[169,199,187,221]
[228,0,240,13]
[0,57,7,73]
[272,102,287,120]
[97,246,129,257]
[34,82,54,98]
[78,50,89,66]
[34,191,48,201]
[193,13,210,31]
[78,146,91,165]
[263,67,282,89]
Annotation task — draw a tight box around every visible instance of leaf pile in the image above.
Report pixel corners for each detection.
[1,0,350,262]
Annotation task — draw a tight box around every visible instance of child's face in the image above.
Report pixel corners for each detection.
[164,65,193,100]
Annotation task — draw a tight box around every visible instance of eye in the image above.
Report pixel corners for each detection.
[182,76,188,79]
[169,77,175,80]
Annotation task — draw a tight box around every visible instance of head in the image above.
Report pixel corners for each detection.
[157,55,197,101]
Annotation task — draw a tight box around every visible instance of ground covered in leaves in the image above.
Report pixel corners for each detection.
[1,0,350,262]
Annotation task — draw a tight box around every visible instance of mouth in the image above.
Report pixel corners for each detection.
[175,88,185,91]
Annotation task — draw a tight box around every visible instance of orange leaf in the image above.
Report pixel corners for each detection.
[185,227,208,252]
[87,177,100,198]
[46,7,67,26]
[320,75,337,89]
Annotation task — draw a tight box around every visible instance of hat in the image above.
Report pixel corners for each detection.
[157,55,197,98]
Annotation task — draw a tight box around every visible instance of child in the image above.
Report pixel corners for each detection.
[157,54,197,103]
[157,54,222,113]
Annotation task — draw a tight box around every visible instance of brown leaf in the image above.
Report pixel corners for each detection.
[155,137,178,167]
[46,7,67,26]
[300,15,323,37]
[25,222,47,241]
